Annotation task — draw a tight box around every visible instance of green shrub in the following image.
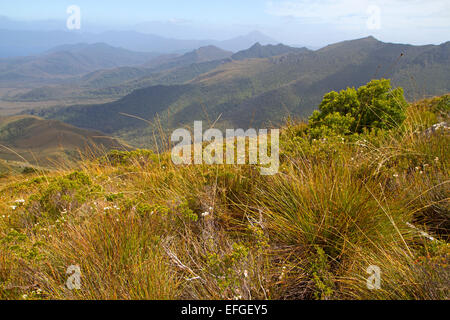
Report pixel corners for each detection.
[103,149,157,166]
[36,171,99,220]
[309,79,407,138]
[21,167,36,175]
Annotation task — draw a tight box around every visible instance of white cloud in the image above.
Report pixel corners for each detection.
[266,0,450,29]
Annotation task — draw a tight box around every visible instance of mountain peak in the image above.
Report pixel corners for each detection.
[250,42,262,48]
[343,36,382,45]
[243,31,276,44]
[217,31,278,52]
[157,45,233,68]
[232,43,308,60]
[318,36,383,53]
[195,45,226,53]
[247,31,266,37]
[361,35,380,42]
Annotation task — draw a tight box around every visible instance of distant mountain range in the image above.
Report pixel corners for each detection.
[26,36,449,147]
[0,44,236,98]
[0,43,159,84]
[0,29,278,58]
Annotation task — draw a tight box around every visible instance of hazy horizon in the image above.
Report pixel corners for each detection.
[1,0,449,48]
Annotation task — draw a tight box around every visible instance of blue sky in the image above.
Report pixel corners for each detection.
[1,0,449,46]
[0,0,269,23]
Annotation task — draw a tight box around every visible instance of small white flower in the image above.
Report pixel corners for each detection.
[10,205,17,210]
[104,207,112,211]
[201,212,210,217]
[60,209,67,214]
[15,199,25,204]
[22,294,28,299]
[393,173,399,178]
[243,270,248,278]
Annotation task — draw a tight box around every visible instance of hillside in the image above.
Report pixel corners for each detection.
[33,37,450,147]
[0,93,448,300]
[0,115,127,167]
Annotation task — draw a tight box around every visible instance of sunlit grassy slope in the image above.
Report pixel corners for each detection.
[0,94,448,300]
[0,115,128,171]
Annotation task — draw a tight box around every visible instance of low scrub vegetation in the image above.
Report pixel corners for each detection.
[0,81,448,300]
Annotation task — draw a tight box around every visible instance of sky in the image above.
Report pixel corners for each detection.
[0,0,449,46]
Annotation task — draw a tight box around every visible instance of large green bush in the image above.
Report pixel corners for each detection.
[309,79,407,138]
